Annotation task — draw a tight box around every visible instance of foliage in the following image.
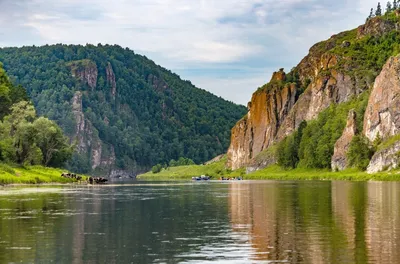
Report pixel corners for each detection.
[0,64,72,167]
[139,155,244,179]
[151,164,163,174]
[169,157,195,167]
[347,135,374,170]
[0,44,247,172]
[276,92,370,170]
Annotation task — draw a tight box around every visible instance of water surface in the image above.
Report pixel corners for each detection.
[0,180,399,263]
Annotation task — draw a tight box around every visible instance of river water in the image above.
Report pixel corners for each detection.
[0,180,399,263]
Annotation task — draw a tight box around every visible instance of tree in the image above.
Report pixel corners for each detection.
[33,117,72,166]
[394,0,398,10]
[347,135,374,171]
[368,8,375,20]
[151,164,162,173]
[376,2,382,16]
[387,1,393,13]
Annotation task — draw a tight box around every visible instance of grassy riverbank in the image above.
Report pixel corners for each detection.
[138,160,400,181]
[0,163,84,185]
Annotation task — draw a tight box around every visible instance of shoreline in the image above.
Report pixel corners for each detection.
[138,164,400,182]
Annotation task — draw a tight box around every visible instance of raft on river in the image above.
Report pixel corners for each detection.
[192,175,212,181]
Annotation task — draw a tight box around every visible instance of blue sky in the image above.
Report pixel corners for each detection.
[0,0,379,105]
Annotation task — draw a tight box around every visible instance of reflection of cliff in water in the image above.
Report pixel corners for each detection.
[228,181,400,264]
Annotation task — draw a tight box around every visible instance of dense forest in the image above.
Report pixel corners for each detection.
[0,64,72,167]
[0,45,246,174]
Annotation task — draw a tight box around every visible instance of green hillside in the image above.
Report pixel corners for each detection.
[0,45,246,174]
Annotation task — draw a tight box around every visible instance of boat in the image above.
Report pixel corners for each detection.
[191,175,211,181]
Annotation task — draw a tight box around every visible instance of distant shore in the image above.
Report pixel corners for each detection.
[138,160,400,181]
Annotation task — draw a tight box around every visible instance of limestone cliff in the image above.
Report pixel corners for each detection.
[227,16,399,170]
[71,91,118,175]
[227,45,358,169]
[331,110,358,171]
[227,70,296,170]
[363,54,400,173]
[363,55,400,142]
[367,141,400,173]
[106,62,117,98]
[68,60,98,90]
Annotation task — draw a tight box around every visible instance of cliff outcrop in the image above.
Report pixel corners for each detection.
[227,15,400,170]
[363,54,400,173]
[68,60,98,90]
[331,110,358,171]
[363,55,400,142]
[227,70,297,170]
[71,91,118,175]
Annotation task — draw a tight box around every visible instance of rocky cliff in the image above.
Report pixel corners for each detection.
[227,15,400,171]
[363,54,400,173]
[363,55,400,142]
[331,110,357,171]
[68,60,98,90]
[227,70,296,170]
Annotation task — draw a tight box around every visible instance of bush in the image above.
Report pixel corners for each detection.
[151,164,162,174]
[347,135,374,170]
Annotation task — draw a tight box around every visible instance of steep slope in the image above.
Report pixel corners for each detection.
[228,13,400,170]
[0,45,246,176]
[363,54,400,173]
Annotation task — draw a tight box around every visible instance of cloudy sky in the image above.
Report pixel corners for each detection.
[0,0,379,105]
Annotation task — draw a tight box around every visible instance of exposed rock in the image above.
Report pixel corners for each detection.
[357,17,398,38]
[276,69,355,141]
[227,73,297,170]
[364,55,400,142]
[106,62,117,98]
[246,149,277,174]
[68,60,98,90]
[71,91,87,153]
[367,141,400,173]
[331,109,358,171]
[71,91,116,171]
[270,68,286,81]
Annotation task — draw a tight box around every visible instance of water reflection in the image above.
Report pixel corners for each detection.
[0,181,400,263]
[228,181,400,264]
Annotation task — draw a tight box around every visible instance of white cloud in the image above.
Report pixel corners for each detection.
[0,0,381,104]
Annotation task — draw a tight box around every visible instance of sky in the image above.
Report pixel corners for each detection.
[0,0,380,105]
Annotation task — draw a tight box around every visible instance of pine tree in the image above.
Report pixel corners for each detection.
[367,8,374,21]
[394,0,398,10]
[387,1,393,13]
[376,2,382,16]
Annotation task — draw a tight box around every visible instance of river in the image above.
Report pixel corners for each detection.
[0,180,399,263]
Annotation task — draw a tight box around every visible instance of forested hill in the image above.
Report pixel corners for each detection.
[0,44,247,176]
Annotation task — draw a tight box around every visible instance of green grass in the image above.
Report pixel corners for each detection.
[138,156,245,180]
[0,163,87,184]
[138,162,400,181]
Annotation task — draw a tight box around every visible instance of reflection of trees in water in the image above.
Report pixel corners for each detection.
[228,181,400,264]
[0,190,67,263]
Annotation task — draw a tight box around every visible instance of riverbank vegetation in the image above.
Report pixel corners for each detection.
[0,63,80,185]
[0,164,83,184]
[139,162,400,181]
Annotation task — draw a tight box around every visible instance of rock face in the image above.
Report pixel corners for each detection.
[69,60,98,90]
[357,17,398,38]
[276,69,355,141]
[227,51,358,169]
[71,91,117,175]
[364,55,400,142]
[106,62,117,98]
[331,110,358,171]
[227,70,297,170]
[367,141,400,173]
